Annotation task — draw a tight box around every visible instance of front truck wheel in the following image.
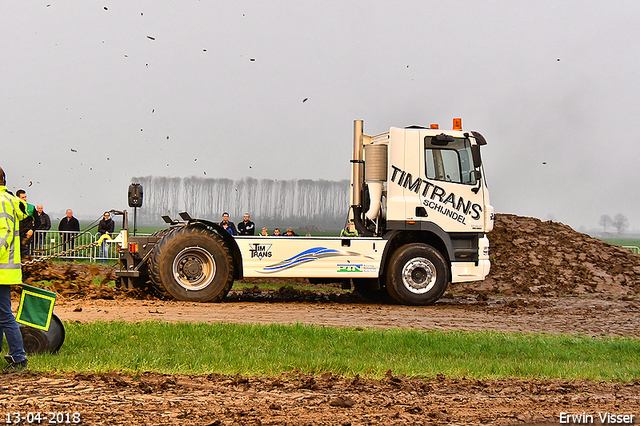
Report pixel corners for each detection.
[149,226,234,302]
[385,244,449,305]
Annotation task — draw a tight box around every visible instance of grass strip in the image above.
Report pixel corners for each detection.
[24,321,640,382]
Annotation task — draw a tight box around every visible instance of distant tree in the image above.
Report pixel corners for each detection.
[612,213,629,234]
[599,214,613,232]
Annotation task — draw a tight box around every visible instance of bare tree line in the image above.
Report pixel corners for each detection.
[131,176,350,228]
[599,213,629,234]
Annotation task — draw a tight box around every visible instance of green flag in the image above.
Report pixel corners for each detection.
[16,285,57,331]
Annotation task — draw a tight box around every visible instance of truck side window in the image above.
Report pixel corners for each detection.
[425,138,476,185]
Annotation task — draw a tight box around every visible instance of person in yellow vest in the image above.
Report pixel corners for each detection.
[0,167,28,371]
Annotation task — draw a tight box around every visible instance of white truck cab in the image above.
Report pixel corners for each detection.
[117,119,493,306]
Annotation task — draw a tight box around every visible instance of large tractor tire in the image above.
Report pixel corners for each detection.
[148,226,234,302]
[151,227,174,238]
[385,244,449,306]
[144,227,178,299]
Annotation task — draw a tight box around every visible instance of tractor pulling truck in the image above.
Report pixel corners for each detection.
[114,119,494,305]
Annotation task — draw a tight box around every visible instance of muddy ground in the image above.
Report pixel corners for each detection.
[2,371,639,425]
[4,214,640,425]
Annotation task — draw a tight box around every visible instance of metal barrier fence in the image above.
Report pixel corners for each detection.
[31,230,121,262]
[623,245,640,254]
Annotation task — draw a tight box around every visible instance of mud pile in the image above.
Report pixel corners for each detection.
[453,213,640,298]
[19,213,640,300]
[20,262,147,300]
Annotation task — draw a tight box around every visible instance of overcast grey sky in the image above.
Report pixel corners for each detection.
[1,1,638,232]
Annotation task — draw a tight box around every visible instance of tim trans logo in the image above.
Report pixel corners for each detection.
[337,264,363,273]
[249,243,273,260]
[390,164,483,223]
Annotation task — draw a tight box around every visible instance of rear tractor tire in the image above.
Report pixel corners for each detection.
[148,226,234,302]
[385,244,449,306]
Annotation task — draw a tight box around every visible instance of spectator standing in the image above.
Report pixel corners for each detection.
[58,209,80,253]
[260,227,268,236]
[237,213,255,236]
[15,190,39,257]
[35,204,51,250]
[0,166,28,371]
[35,204,51,230]
[97,212,115,263]
[272,228,281,236]
[219,212,237,236]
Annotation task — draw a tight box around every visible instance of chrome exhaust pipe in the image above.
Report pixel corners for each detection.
[351,120,373,236]
[351,120,364,208]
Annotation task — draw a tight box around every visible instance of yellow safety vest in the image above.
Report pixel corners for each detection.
[0,186,27,285]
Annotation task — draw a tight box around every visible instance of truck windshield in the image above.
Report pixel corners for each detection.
[425,137,476,185]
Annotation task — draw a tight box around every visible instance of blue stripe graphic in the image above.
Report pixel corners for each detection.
[260,247,372,273]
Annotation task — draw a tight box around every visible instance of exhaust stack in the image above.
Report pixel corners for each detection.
[351,120,386,235]
[351,120,364,207]
[351,120,373,236]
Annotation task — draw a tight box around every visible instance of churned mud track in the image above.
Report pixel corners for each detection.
[2,370,639,425]
[11,213,640,424]
[17,291,637,425]
[53,293,640,338]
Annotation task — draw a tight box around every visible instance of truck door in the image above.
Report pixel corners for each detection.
[419,132,486,232]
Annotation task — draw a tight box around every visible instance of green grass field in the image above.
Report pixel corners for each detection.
[599,237,640,249]
[16,321,640,382]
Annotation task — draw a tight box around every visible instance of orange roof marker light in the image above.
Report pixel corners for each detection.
[453,118,462,130]
[430,123,439,129]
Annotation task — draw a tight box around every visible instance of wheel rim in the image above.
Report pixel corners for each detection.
[401,257,436,294]
[172,246,216,291]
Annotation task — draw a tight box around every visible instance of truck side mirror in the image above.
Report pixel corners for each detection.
[471,145,482,168]
[470,131,487,168]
